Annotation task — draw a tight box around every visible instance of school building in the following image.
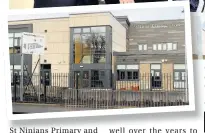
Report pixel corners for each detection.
[8,12,187,91]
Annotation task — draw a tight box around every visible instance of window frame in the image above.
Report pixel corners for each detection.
[150,64,162,89]
[116,65,139,81]
[152,42,178,51]
[72,26,107,64]
[138,44,147,51]
[173,64,186,89]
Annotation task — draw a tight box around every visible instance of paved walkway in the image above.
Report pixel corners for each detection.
[13,103,69,114]
[12,103,97,114]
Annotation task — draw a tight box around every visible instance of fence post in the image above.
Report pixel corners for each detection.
[96,90,98,109]
[14,73,17,102]
[44,73,47,103]
[107,90,109,109]
[76,73,79,105]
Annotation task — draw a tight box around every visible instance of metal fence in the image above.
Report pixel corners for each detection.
[11,73,189,110]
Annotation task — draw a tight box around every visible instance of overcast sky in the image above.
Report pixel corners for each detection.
[8,4,184,22]
[112,7,184,21]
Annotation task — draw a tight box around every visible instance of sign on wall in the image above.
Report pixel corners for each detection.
[21,32,45,55]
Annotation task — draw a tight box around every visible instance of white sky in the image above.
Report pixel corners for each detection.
[112,7,184,21]
[8,3,185,22]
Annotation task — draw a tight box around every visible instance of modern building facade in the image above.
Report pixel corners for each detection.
[8,12,187,90]
[114,19,186,90]
[9,12,126,88]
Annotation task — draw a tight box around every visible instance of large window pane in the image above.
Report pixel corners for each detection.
[9,33,13,37]
[127,71,132,80]
[153,44,157,50]
[91,27,106,33]
[74,28,81,33]
[167,43,172,50]
[163,43,167,50]
[144,44,147,50]
[126,65,138,69]
[155,72,160,76]
[14,33,22,38]
[82,71,89,88]
[174,72,180,80]
[181,72,186,80]
[9,38,13,47]
[81,34,91,63]
[138,45,142,51]
[73,34,82,64]
[117,65,126,69]
[83,28,90,33]
[82,34,91,63]
[158,44,162,50]
[73,27,107,64]
[173,43,177,50]
[133,71,138,79]
[14,38,20,47]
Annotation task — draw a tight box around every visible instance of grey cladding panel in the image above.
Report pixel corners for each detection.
[127,19,185,54]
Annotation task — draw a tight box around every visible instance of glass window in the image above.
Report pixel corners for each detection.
[126,65,138,69]
[73,27,107,64]
[138,45,142,51]
[91,27,106,33]
[174,72,180,80]
[83,28,90,33]
[173,43,177,50]
[9,33,13,37]
[144,44,147,50]
[167,43,172,50]
[151,64,161,69]
[14,33,22,38]
[117,65,126,69]
[163,43,167,50]
[181,72,186,80]
[151,70,154,76]
[73,34,81,42]
[174,64,185,69]
[81,34,90,44]
[174,70,186,89]
[158,44,162,50]
[14,38,20,47]
[133,71,138,79]
[153,44,157,50]
[155,72,160,76]
[127,71,132,80]
[74,34,82,64]
[9,38,13,47]
[120,71,125,80]
[91,70,104,88]
[74,28,81,33]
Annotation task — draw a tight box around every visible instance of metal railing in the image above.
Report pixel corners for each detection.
[11,73,189,110]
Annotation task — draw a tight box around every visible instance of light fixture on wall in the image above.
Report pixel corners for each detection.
[161,59,168,63]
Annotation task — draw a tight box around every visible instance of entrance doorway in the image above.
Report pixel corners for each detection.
[40,64,51,86]
[150,64,162,89]
[72,70,107,89]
